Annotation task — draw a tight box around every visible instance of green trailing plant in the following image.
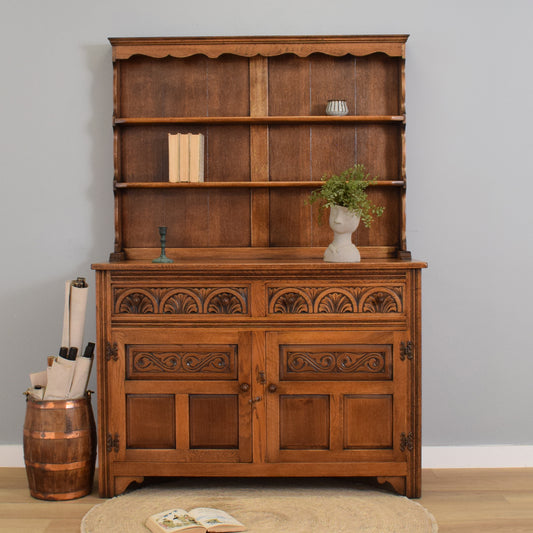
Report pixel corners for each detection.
[307,164,385,228]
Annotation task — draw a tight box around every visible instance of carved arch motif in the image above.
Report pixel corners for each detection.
[116,289,157,314]
[268,285,403,315]
[269,288,313,314]
[314,289,356,314]
[204,289,246,314]
[113,287,248,315]
[359,288,402,313]
[160,289,201,314]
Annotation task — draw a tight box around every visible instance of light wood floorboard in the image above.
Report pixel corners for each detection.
[1,468,532,532]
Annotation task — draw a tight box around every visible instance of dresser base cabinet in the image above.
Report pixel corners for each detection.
[93,257,424,498]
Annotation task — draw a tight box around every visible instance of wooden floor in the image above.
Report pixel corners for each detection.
[1,468,532,532]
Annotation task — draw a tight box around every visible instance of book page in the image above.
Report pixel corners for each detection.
[145,509,205,533]
[189,508,245,532]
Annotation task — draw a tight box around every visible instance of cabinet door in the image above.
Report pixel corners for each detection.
[107,328,252,463]
[265,330,408,464]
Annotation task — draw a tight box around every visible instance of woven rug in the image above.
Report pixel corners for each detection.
[81,478,438,533]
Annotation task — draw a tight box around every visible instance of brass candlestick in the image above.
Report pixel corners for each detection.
[152,226,173,263]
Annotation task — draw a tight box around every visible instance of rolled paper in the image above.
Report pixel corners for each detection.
[69,283,88,352]
[68,356,93,399]
[61,280,70,348]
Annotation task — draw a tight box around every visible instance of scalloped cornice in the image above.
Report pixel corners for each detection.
[109,35,408,60]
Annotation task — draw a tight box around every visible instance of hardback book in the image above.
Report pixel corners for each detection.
[145,507,245,533]
[178,133,190,182]
[188,133,205,183]
[168,133,179,183]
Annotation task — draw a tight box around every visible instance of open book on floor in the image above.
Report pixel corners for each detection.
[145,507,246,533]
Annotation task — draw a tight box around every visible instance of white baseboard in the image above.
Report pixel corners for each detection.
[0,445,25,467]
[2,444,532,469]
[422,445,533,469]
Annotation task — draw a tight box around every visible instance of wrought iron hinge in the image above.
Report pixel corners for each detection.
[106,432,119,453]
[105,341,118,362]
[400,341,414,361]
[400,431,414,452]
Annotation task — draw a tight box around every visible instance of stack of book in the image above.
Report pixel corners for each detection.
[168,133,205,183]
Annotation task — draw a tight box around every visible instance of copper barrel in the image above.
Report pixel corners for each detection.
[23,395,96,500]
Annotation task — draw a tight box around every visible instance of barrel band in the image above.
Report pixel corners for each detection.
[23,428,91,440]
[29,400,84,409]
[24,459,92,471]
[30,487,91,500]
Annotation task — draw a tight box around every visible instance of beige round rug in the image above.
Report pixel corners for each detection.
[81,478,437,533]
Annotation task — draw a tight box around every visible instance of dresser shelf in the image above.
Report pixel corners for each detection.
[114,115,405,125]
[113,180,406,189]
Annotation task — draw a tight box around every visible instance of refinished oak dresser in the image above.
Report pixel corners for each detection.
[92,35,426,498]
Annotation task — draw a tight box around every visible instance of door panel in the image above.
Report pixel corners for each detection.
[266,330,407,463]
[126,394,175,449]
[279,395,330,450]
[111,328,252,463]
[343,394,393,449]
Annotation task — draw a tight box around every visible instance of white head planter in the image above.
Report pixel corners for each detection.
[323,205,361,262]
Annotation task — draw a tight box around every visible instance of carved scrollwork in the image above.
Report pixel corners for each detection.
[128,346,236,379]
[268,285,403,314]
[287,351,386,374]
[114,287,248,315]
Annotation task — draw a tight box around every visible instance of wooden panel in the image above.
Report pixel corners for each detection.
[269,189,312,247]
[309,54,356,116]
[206,125,250,181]
[310,124,356,179]
[354,188,402,248]
[268,125,310,181]
[279,395,329,449]
[355,55,401,115]
[189,395,239,449]
[126,394,175,449]
[268,55,310,116]
[206,56,250,116]
[279,344,392,381]
[203,187,251,247]
[126,344,238,380]
[355,124,401,179]
[121,189,251,248]
[344,394,393,449]
[120,56,209,117]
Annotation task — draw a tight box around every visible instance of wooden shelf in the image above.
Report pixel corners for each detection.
[114,115,405,126]
[114,180,406,189]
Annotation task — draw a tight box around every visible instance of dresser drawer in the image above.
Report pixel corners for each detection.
[112,284,250,319]
[266,281,406,318]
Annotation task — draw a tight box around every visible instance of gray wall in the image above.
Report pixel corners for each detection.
[1,0,532,448]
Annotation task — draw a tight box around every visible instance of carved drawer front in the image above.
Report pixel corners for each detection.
[113,286,249,317]
[280,344,392,381]
[267,284,404,316]
[126,344,238,380]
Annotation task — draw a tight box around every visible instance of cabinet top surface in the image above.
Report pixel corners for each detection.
[92,248,426,272]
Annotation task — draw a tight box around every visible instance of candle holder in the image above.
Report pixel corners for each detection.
[152,226,173,263]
